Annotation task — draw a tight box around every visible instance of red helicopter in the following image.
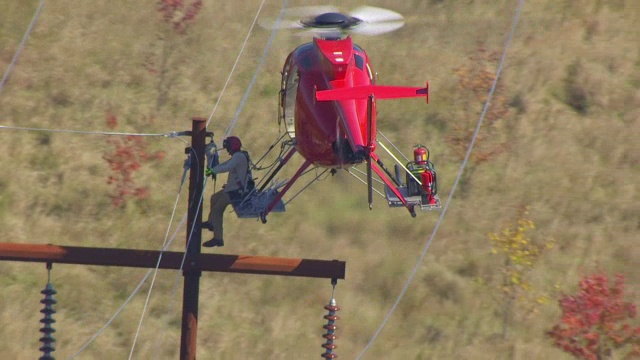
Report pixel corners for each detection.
[226,6,440,222]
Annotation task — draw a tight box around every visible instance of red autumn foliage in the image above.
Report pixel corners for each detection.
[103,112,165,208]
[448,47,511,164]
[548,271,640,359]
[157,0,203,34]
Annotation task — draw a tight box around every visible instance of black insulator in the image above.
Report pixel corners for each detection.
[321,298,340,359]
[39,282,57,360]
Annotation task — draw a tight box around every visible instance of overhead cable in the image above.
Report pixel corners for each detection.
[222,0,289,138]
[0,124,170,137]
[0,0,45,96]
[71,158,191,358]
[127,153,195,359]
[205,0,272,130]
[356,0,526,358]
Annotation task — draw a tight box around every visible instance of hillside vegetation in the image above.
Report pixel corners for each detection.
[0,0,638,359]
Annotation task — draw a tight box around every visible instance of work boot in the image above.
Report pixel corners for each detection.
[201,221,214,231]
[203,238,224,247]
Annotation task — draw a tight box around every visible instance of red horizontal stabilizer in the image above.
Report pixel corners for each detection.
[317,82,429,103]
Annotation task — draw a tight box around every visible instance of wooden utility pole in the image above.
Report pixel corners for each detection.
[0,118,346,360]
[181,117,206,359]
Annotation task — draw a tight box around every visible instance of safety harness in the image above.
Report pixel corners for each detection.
[230,151,255,200]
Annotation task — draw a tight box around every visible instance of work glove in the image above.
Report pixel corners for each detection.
[205,168,215,177]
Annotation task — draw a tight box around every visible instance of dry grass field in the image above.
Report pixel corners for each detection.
[0,0,638,359]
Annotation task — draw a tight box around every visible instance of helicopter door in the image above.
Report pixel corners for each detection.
[279,62,299,139]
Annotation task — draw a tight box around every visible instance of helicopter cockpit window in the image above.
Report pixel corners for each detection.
[299,55,313,70]
[282,64,299,138]
[354,54,364,71]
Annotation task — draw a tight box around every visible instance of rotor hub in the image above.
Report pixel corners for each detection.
[260,6,405,37]
[302,12,362,29]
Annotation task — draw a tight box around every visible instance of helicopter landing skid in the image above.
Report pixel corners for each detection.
[384,186,441,211]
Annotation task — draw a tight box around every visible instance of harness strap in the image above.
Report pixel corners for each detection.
[233,151,254,193]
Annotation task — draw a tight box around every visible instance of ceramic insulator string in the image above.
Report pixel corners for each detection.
[321,297,340,359]
[39,264,56,360]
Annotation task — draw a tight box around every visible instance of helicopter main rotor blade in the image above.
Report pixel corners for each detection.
[261,5,405,36]
[348,6,404,24]
[349,6,405,36]
[258,19,303,30]
[350,21,405,36]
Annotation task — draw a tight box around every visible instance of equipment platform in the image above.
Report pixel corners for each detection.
[384,186,441,210]
[232,190,286,219]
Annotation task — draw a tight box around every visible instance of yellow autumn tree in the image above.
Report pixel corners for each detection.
[488,207,554,340]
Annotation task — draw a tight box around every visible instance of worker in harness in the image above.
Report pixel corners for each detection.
[406,145,438,206]
[202,136,251,247]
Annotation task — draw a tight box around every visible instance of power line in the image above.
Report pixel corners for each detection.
[0,0,45,96]
[10,1,286,355]
[70,182,189,359]
[2,1,310,358]
[0,124,173,137]
[223,0,289,138]
[356,0,526,357]
[69,128,194,357]
[68,269,152,359]
[205,0,271,130]
[68,123,204,358]
[128,152,196,359]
